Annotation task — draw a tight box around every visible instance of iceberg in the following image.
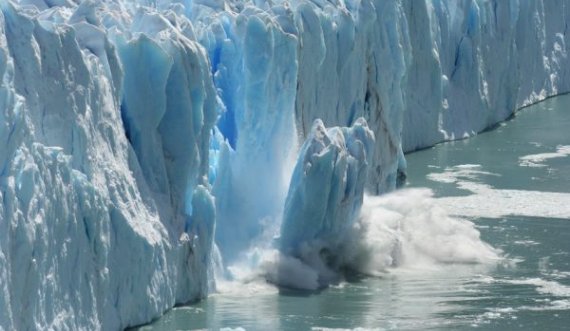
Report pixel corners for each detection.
[0,0,569,329]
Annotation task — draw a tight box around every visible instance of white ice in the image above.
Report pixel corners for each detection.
[427,165,570,219]
[519,145,570,167]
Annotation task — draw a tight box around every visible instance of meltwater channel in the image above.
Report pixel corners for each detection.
[135,95,570,330]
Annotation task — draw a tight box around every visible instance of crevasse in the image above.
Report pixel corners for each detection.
[0,0,569,330]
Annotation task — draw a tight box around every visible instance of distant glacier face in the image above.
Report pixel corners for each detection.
[0,0,569,330]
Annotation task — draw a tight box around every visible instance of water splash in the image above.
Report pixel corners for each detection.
[217,188,500,291]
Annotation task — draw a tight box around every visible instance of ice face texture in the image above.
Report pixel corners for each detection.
[0,2,217,330]
[0,0,569,329]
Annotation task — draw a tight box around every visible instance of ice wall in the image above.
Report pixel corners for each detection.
[0,0,569,330]
[0,1,218,330]
[402,0,570,151]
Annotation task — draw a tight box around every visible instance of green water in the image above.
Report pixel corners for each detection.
[137,95,570,331]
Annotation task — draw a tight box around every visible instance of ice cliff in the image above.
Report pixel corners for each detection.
[0,0,569,330]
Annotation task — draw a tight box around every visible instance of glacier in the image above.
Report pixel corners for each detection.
[0,0,569,330]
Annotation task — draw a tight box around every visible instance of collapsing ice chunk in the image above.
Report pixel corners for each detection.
[279,118,375,285]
